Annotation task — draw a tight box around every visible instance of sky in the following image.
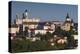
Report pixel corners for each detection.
[10,1,78,23]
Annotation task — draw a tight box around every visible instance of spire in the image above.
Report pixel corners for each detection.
[14,19,16,24]
[65,13,72,22]
[16,14,19,19]
[66,13,69,18]
[22,13,25,19]
[25,9,28,12]
[22,9,28,19]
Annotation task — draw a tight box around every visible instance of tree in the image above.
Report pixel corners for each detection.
[24,27,28,36]
[35,32,42,37]
[45,32,52,40]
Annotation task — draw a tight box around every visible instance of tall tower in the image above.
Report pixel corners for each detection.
[66,13,71,22]
[62,13,73,31]
[23,9,28,19]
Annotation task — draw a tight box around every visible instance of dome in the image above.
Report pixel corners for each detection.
[23,9,28,19]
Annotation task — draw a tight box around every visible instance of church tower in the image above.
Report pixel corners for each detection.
[66,13,71,22]
[62,13,73,31]
[23,9,28,19]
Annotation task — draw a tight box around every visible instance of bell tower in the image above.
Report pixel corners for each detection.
[66,13,71,22]
[23,9,28,19]
[63,13,73,31]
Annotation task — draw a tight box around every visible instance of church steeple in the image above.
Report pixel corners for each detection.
[25,9,27,12]
[22,13,25,19]
[22,9,28,19]
[16,14,19,19]
[14,19,16,24]
[65,13,71,22]
[66,13,69,18]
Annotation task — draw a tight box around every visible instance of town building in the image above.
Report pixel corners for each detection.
[61,13,74,31]
[9,9,76,39]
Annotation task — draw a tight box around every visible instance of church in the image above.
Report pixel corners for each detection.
[9,9,74,39]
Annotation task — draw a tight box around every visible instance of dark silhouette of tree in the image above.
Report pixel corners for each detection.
[45,32,52,40]
[24,27,28,36]
[35,32,42,37]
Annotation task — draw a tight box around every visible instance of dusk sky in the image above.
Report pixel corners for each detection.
[11,1,78,23]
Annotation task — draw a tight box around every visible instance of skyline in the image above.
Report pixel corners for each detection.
[11,1,78,23]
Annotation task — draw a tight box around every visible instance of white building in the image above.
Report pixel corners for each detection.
[9,24,19,34]
[35,29,54,35]
[9,9,76,39]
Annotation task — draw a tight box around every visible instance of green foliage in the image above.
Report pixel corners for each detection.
[44,32,52,41]
[35,32,42,37]
[53,27,71,38]
[11,38,67,53]
[69,29,78,35]
[11,26,78,52]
